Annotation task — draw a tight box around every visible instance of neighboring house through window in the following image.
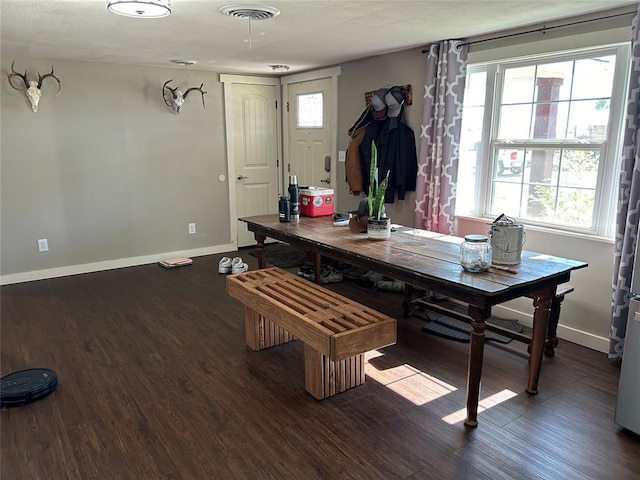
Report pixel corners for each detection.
[458,43,630,238]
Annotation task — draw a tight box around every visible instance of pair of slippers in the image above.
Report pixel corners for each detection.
[219,256,248,274]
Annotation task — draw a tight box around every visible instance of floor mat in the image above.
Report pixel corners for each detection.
[421,311,523,344]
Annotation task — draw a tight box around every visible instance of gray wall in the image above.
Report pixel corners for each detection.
[335,47,424,227]
[1,57,231,279]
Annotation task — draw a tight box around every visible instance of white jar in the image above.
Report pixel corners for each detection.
[460,234,492,272]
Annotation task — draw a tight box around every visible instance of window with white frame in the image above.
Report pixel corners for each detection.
[458,44,630,237]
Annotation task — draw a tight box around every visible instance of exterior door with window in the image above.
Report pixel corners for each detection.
[287,78,333,188]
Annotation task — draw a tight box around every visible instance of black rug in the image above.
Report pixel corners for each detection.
[421,312,523,344]
[249,243,306,268]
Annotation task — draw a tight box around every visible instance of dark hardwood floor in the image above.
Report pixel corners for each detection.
[2,247,639,479]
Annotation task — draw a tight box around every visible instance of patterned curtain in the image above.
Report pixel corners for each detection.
[611,3,640,360]
[414,40,468,234]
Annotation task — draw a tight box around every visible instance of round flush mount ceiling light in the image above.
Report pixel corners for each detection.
[219,4,280,20]
[107,0,171,18]
[270,65,290,72]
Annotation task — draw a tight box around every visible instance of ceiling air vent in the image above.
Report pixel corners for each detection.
[219,4,280,20]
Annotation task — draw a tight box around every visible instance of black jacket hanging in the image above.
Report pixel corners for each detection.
[359,105,417,203]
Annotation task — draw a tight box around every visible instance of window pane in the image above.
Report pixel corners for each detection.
[530,101,570,140]
[555,188,595,227]
[458,69,487,215]
[490,181,523,217]
[559,149,600,189]
[520,185,557,223]
[498,104,533,138]
[464,70,487,106]
[535,61,574,102]
[502,66,535,104]
[572,55,615,100]
[567,99,609,140]
[495,148,525,176]
[491,147,599,228]
[297,92,323,128]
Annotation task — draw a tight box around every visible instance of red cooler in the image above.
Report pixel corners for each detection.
[299,187,334,217]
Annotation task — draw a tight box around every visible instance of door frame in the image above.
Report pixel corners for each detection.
[220,74,283,248]
[281,67,341,191]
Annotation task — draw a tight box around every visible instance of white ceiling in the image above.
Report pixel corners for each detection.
[1,0,636,75]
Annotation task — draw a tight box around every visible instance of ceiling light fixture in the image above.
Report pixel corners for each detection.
[270,65,290,73]
[107,0,171,18]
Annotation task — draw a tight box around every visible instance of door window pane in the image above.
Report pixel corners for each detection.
[297,92,323,128]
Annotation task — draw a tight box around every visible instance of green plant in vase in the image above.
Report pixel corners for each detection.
[368,142,389,220]
[367,142,391,239]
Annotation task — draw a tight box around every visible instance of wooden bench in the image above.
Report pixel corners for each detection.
[226,267,397,399]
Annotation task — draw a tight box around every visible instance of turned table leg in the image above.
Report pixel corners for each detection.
[254,233,267,269]
[465,305,492,428]
[527,286,554,395]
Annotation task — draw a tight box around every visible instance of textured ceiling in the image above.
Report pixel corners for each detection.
[0,0,636,74]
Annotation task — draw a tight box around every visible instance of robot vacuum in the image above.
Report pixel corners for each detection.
[1,368,57,407]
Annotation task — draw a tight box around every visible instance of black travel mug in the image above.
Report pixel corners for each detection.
[288,175,300,220]
[278,195,291,222]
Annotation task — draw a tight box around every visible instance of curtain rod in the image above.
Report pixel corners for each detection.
[421,9,636,53]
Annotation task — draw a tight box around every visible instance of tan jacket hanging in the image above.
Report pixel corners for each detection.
[345,105,373,195]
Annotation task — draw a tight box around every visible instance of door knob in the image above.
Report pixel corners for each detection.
[237,175,249,180]
[320,177,331,184]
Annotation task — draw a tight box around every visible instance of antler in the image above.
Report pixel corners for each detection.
[37,66,61,95]
[162,79,178,107]
[7,60,29,90]
[183,83,207,109]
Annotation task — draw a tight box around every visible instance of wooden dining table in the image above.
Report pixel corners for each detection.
[239,214,588,427]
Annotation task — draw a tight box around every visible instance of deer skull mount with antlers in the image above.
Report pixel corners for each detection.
[162,80,206,114]
[8,61,61,113]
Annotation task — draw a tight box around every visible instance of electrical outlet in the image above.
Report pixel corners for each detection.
[38,238,49,252]
[188,223,196,235]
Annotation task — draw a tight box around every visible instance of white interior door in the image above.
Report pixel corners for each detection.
[287,78,333,188]
[221,76,281,248]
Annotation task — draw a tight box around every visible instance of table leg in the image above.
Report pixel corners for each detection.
[314,252,322,283]
[544,294,564,357]
[527,286,555,395]
[403,285,413,317]
[465,305,491,428]
[254,233,267,269]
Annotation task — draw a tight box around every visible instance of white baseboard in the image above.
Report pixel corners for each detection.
[0,243,236,286]
[493,304,609,354]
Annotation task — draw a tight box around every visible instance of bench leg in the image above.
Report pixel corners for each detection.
[244,307,295,351]
[304,344,365,400]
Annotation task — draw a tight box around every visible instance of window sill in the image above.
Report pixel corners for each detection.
[455,215,615,245]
